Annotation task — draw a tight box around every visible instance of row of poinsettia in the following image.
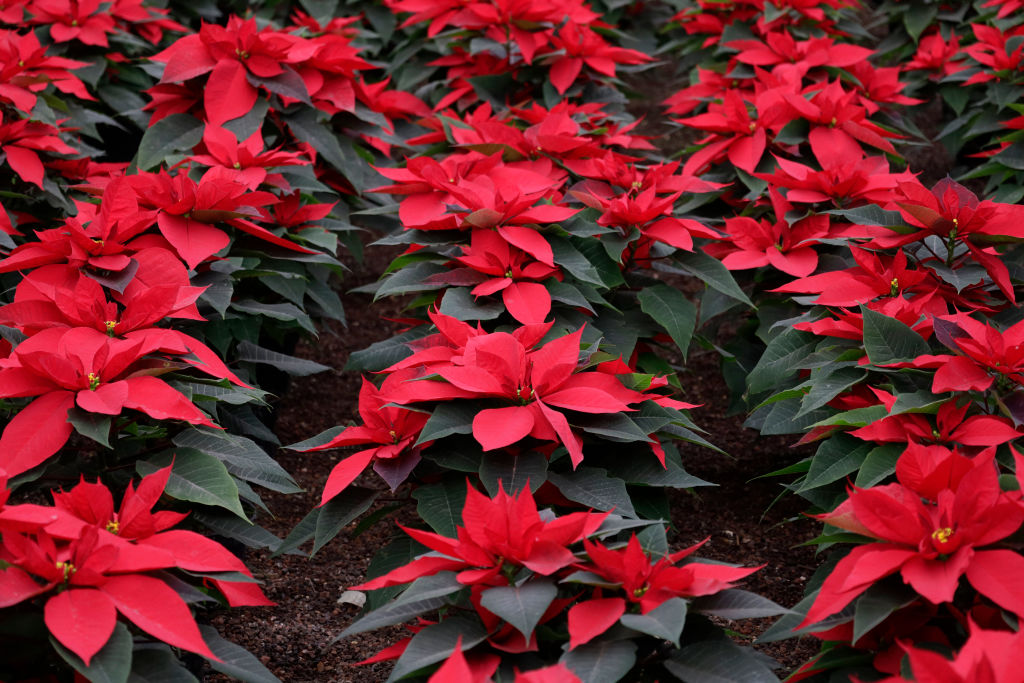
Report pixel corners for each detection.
[0,0,442,679]
[650,1,1024,681]
[277,0,795,680]
[304,0,1024,680]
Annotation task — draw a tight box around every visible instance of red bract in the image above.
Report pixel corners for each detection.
[908,314,1024,393]
[904,31,967,78]
[849,400,1020,448]
[800,463,1024,628]
[963,24,1024,85]
[706,187,829,277]
[188,124,307,191]
[128,167,315,269]
[0,112,76,189]
[1,524,220,664]
[0,326,216,476]
[882,623,1024,683]
[27,0,117,47]
[441,229,560,324]
[391,326,652,466]
[567,534,759,647]
[353,483,607,590]
[151,16,317,124]
[0,29,93,112]
[302,374,431,503]
[773,246,930,307]
[676,90,766,175]
[543,22,651,94]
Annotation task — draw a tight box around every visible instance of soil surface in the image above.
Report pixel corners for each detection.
[206,243,824,681]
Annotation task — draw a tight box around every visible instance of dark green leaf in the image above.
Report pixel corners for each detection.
[66,407,111,448]
[854,444,902,488]
[416,402,477,445]
[388,617,487,681]
[673,250,753,307]
[797,435,873,493]
[561,640,637,683]
[51,622,132,683]
[665,640,779,682]
[861,306,931,365]
[691,589,789,619]
[201,626,280,683]
[341,572,465,638]
[236,341,331,377]
[135,113,204,170]
[638,284,696,357]
[173,428,301,494]
[413,479,467,537]
[620,597,687,647]
[479,580,557,639]
[853,581,917,645]
[285,426,345,451]
[138,450,246,519]
[438,287,504,321]
[127,646,199,683]
[548,467,636,518]
[313,486,379,555]
[479,450,548,495]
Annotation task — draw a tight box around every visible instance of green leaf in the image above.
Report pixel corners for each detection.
[135,113,204,170]
[479,580,557,639]
[549,236,606,287]
[547,467,636,518]
[313,486,379,555]
[612,442,714,489]
[852,581,917,645]
[191,511,282,553]
[638,284,697,357]
[416,402,477,445]
[138,450,246,519]
[173,428,301,494]
[341,572,465,638]
[854,444,902,488]
[861,306,931,365]
[797,367,867,417]
[285,109,350,176]
[620,597,687,647]
[746,328,817,395]
[51,621,132,683]
[66,407,111,448]
[479,450,548,496]
[201,626,281,683]
[665,640,779,683]
[903,4,937,41]
[285,426,344,451]
[230,300,315,335]
[573,413,652,442]
[127,646,199,683]
[561,640,637,683]
[691,589,789,619]
[235,341,331,376]
[413,479,467,537]
[797,435,874,493]
[387,617,487,682]
[374,261,448,298]
[345,325,433,373]
[673,250,753,307]
[438,287,504,321]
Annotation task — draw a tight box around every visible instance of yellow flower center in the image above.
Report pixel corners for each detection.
[932,527,954,544]
[104,320,117,335]
[748,122,756,132]
[56,561,76,581]
[233,162,241,169]
[87,372,100,390]
[106,520,120,534]
[633,584,649,598]
[830,117,838,127]
[889,278,899,297]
